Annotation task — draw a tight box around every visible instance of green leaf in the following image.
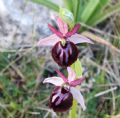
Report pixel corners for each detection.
[90,0,109,19]
[69,100,77,118]
[90,2,120,26]
[71,59,83,78]
[81,0,100,23]
[32,0,59,12]
[71,0,79,22]
[87,0,109,25]
[76,0,87,22]
[63,0,73,12]
[10,102,18,110]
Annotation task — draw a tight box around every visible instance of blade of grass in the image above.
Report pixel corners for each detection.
[90,2,120,26]
[93,0,109,12]
[81,31,120,53]
[80,0,99,23]
[71,0,79,22]
[87,0,109,25]
[32,0,59,12]
[77,0,89,22]
[63,0,73,12]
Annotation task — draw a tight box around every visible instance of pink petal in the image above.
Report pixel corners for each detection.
[43,77,64,86]
[69,77,85,87]
[37,34,60,46]
[67,67,76,82]
[70,87,86,111]
[56,17,68,35]
[48,24,63,38]
[55,69,68,83]
[66,24,80,37]
[68,33,94,44]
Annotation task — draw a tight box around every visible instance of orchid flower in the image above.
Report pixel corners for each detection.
[38,17,93,67]
[43,67,86,112]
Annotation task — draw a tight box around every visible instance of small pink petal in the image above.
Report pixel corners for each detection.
[69,77,85,87]
[66,24,80,37]
[67,67,76,82]
[37,34,60,46]
[55,69,68,83]
[43,77,64,86]
[48,24,63,38]
[70,87,86,111]
[56,17,68,35]
[68,33,94,44]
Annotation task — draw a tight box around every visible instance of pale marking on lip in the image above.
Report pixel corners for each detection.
[52,94,59,103]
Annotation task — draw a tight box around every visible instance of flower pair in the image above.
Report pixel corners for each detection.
[38,17,93,112]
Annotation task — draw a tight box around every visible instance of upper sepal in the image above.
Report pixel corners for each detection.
[56,17,68,35]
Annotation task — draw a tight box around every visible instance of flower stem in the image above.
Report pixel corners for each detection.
[69,100,77,118]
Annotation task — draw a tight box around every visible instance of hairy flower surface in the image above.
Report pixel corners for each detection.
[49,86,73,112]
[52,41,78,67]
[43,67,86,112]
[38,17,93,67]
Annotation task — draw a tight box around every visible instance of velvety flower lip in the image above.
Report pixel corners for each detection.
[43,67,86,111]
[51,41,78,67]
[37,17,93,47]
[49,86,73,112]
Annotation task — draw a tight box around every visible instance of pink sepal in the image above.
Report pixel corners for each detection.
[37,34,60,46]
[48,24,63,38]
[66,24,80,37]
[68,33,94,44]
[56,17,68,35]
[69,77,85,87]
[67,67,76,82]
[70,87,86,111]
[55,69,68,83]
[43,77,64,86]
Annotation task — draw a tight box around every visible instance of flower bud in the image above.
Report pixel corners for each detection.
[59,8,74,28]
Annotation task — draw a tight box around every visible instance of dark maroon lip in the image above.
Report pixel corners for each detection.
[51,41,78,67]
[49,86,73,112]
[48,23,80,39]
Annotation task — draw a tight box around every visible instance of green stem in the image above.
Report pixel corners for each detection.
[69,100,77,118]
